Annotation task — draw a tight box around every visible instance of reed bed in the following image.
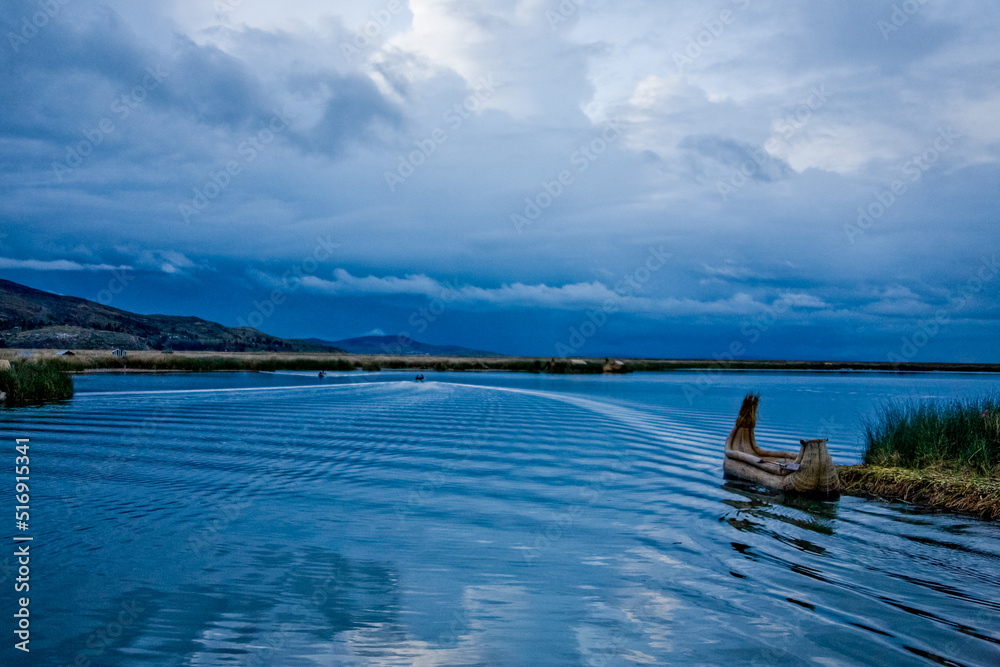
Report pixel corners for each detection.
[843,397,1000,519]
[862,397,1000,475]
[2,350,613,375]
[0,360,74,403]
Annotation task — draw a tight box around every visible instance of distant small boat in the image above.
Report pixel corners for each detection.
[723,393,840,495]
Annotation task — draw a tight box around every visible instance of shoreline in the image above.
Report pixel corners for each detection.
[839,465,1000,521]
[5,349,1000,375]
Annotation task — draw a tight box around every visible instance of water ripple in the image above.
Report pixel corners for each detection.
[4,374,999,665]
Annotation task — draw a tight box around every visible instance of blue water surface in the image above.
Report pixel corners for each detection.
[2,370,998,665]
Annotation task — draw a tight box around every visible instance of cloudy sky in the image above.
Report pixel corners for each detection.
[2,0,998,360]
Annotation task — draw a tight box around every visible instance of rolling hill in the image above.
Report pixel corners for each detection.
[0,279,343,353]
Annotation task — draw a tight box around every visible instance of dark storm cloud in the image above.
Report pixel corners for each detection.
[0,0,996,360]
[166,36,271,129]
[0,1,401,159]
[288,72,403,156]
[679,134,792,182]
[790,0,960,70]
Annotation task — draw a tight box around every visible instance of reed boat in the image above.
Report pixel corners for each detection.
[723,393,840,495]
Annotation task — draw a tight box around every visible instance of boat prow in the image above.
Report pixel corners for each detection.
[722,394,840,496]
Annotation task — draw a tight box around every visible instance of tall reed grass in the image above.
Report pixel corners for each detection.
[0,361,74,403]
[862,397,1000,476]
[44,356,358,373]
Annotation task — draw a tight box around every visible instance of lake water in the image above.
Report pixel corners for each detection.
[3,370,999,666]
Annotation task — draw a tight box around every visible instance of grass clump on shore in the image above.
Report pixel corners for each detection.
[842,397,1000,519]
[0,360,74,404]
[862,397,999,475]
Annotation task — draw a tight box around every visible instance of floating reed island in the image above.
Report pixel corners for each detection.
[840,396,1000,520]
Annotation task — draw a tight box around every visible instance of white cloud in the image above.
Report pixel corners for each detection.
[0,258,132,272]
[773,122,914,174]
[298,268,620,307]
[701,262,759,281]
[134,251,203,275]
[379,0,592,120]
[860,285,933,316]
[777,292,829,309]
[160,250,196,268]
[265,268,829,317]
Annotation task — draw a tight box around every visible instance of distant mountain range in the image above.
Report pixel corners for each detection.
[308,335,501,357]
[0,279,501,357]
[0,279,341,353]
